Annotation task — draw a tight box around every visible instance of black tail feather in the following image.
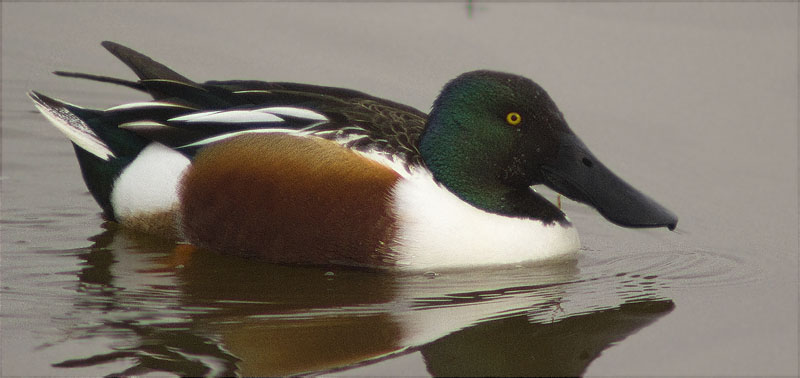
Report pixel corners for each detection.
[54,71,146,92]
[101,41,196,85]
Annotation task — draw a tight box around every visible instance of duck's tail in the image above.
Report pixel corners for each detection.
[29,92,115,160]
[52,41,199,99]
[53,41,222,107]
[29,91,148,219]
[29,40,208,218]
[99,41,196,85]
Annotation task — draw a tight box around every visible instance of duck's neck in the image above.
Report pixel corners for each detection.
[420,120,568,225]
[429,170,568,225]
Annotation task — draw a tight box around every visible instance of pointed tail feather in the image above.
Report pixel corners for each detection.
[101,41,196,85]
[28,91,115,160]
[54,70,146,92]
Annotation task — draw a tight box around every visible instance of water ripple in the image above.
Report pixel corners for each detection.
[579,248,761,290]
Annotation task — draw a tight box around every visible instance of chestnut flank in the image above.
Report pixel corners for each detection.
[179,133,401,267]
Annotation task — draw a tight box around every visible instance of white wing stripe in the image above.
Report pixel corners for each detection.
[169,110,284,123]
[119,121,170,129]
[106,102,194,112]
[254,107,328,121]
[179,128,304,148]
[168,110,219,121]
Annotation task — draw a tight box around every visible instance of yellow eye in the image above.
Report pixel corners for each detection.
[506,112,522,126]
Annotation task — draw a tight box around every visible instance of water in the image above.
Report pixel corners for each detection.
[2,3,797,376]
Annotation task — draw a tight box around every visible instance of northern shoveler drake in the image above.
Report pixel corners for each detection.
[30,41,677,270]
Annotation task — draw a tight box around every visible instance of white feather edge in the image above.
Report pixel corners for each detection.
[168,106,328,123]
[106,101,194,112]
[28,92,115,160]
[257,106,328,121]
[179,128,312,148]
[119,120,169,129]
[169,110,284,123]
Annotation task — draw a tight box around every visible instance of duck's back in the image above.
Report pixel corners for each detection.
[57,41,428,165]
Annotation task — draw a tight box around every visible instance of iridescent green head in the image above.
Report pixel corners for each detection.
[419,70,677,229]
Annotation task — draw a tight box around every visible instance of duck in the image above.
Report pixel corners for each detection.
[30,41,677,270]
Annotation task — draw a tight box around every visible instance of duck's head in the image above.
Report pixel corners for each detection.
[419,70,677,230]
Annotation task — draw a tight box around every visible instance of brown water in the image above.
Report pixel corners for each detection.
[2,3,797,376]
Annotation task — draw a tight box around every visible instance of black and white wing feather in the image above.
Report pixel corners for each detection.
[55,41,428,165]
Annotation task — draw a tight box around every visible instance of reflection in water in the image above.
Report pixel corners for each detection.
[52,227,674,376]
[421,300,674,377]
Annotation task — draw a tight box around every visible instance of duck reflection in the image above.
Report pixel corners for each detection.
[61,227,674,376]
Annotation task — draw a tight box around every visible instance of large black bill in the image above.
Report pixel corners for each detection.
[540,133,678,230]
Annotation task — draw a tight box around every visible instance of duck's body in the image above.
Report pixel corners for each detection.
[30,42,676,270]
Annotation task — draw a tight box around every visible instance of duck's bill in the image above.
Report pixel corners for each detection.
[539,132,678,230]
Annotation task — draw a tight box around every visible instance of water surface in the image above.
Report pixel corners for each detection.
[2,3,797,376]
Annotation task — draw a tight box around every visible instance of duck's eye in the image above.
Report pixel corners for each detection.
[505,112,522,126]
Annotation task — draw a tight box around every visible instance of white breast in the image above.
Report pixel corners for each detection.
[388,170,581,271]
